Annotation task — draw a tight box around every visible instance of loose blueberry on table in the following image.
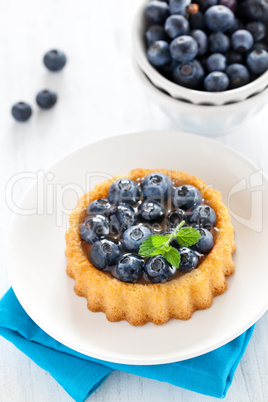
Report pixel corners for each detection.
[80,173,218,284]
[144,0,268,92]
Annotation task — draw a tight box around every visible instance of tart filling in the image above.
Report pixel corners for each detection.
[66,169,236,325]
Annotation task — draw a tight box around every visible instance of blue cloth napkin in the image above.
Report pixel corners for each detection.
[0,288,254,401]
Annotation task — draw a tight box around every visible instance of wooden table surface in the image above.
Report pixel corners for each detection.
[0,0,267,401]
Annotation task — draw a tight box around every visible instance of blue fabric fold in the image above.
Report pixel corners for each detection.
[0,288,254,401]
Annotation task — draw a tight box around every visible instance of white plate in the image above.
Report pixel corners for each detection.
[7,131,268,365]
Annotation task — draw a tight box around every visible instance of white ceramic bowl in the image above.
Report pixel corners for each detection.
[132,0,268,107]
[134,61,268,135]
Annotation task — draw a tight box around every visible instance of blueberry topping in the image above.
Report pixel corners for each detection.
[166,209,187,229]
[11,102,32,122]
[170,35,199,63]
[204,71,230,91]
[36,89,57,109]
[108,178,140,206]
[178,247,199,273]
[121,225,153,253]
[138,200,165,223]
[43,49,67,71]
[192,228,214,254]
[205,5,235,32]
[87,198,111,216]
[109,204,136,234]
[80,215,110,244]
[189,205,217,229]
[115,255,144,283]
[172,185,202,210]
[164,15,190,39]
[90,239,122,270]
[141,173,172,203]
[144,255,176,283]
[147,40,171,67]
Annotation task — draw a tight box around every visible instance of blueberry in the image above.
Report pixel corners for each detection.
[190,30,208,56]
[164,15,189,39]
[166,209,187,228]
[138,200,165,223]
[121,225,153,253]
[204,72,229,92]
[109,204,136,234]
[147,40,171,67]
[11,102,32,122]
[209,32,230,53]
[108,178,140,206]
[145,0,170,24]
[247,49,268,74]
[115,255,144,283]
[146,25,166,46]
[206,53,227,72]
[246,22,266,42]
[80,215,110,244]
[192,228,214,254]
[189,12,206,30]
[89,239,122,270]
[196,0,217,12]
[204,5,235,32]
[253,41,268,53]
[170,35,198,63]
[226,63,250,88]
[141,172,172,203]
[218,0,237,12]
[188,205,217,229]
[87,198,111,216]
[226,50,244,65]
[172,185,202,211]
[173,60,204,89]
[144,255,176,283]
[231,30,254,53]
[43,49,67,71]
[169,0,190,15]
[244,0,268,23]
[178,247,199,273]
[225,18,244,36]
[36,89,57,109]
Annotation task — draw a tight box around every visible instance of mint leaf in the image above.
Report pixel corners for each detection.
[176,227,201,247]
[151,234,169,248]
[151,249,165,256]
[138,237,157,257]
[162,245,172,253]
[164,247,181,268]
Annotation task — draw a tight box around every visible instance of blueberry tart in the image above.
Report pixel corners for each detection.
[65,169,236,325]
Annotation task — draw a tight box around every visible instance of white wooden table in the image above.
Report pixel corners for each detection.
[0,0,267,401]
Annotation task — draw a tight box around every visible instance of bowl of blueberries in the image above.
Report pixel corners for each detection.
[132,0,268,135]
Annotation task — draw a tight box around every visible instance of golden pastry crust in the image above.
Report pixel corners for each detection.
[65,169,236,326]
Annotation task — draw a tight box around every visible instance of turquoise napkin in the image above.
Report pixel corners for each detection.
[0,288,254,401]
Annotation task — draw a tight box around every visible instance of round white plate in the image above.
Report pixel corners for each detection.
[7,131,268,365]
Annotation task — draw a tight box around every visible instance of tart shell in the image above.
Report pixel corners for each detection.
[65,169,236,326]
